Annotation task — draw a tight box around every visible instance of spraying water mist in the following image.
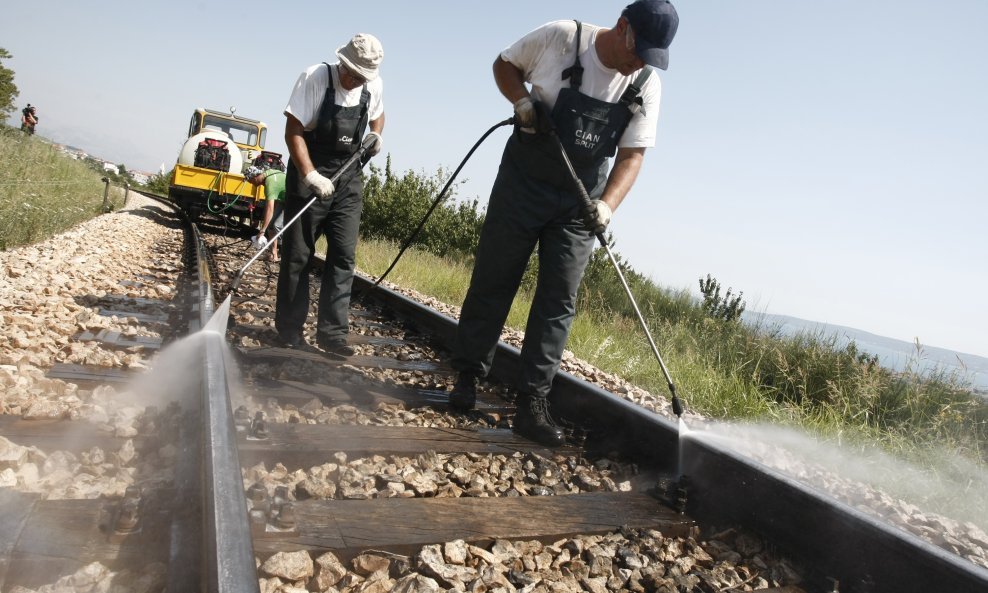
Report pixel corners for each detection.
[124,295,239,411]
[683,421,988,533]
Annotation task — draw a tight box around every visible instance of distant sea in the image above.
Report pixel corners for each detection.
[742,312,988,395]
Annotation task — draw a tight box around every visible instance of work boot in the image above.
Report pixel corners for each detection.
[513,394,565,447]
[276,331,308,350]
[449,372,478,412]
[280,337,321,355]
[316,337,356,359]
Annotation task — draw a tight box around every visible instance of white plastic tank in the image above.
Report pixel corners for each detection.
[176,130,243,174]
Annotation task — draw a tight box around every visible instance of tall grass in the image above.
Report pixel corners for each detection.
[0,126,108,250]
[356,239,534,331]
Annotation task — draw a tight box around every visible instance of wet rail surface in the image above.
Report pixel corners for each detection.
[1,193,986,593]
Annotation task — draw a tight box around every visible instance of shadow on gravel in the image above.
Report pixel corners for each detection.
[122,205,182,228]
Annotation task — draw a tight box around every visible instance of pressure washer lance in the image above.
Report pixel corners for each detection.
[229,135,376,294]
[548,130,686,418]
[358,117,514,295]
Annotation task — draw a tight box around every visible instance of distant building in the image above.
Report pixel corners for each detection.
[54,144,87,160]
[129,170,151,184]
[102,162,119,175]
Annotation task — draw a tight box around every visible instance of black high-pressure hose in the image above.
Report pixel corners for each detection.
[231,119,510,299]
[357,114,685,417]
[358,117,514,294]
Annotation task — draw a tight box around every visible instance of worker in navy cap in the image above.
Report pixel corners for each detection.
[448,1,679,446]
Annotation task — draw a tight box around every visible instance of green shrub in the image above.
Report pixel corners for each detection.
[361,156,485,260]
[699,273,746,322]
[579,234,701,329]
[145,168,172,195]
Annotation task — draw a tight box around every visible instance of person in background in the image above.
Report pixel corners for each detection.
[20,104,38,135]
[245,165,287,262]
[276,33,385,357]
[448,0,679,446]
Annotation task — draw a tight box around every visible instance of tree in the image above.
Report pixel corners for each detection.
[0,48,19,117]
[699,274,746,323]
[145,168,172,194]
[361,157,485,259]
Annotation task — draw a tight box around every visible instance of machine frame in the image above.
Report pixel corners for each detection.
[168,108,274,221]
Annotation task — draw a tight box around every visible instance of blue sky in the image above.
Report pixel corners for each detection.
[4,1,986,358]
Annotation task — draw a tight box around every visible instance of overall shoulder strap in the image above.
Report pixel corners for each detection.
[324,62,334,92]
[561,20,584,90]
[307,63,336,141]
[359,83,371,111]
[619,67,652,114]
[326,61,369,113]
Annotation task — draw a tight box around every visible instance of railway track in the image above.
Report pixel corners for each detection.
[1,191,986,593]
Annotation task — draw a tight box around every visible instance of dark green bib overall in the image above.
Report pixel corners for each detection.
[453,22,650,397]
[277,64,371,345]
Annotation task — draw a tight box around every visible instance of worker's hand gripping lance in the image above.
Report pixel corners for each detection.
[229,134,377,294]
[546,127,686,418]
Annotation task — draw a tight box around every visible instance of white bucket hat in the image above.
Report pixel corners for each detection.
[336,33,384,81]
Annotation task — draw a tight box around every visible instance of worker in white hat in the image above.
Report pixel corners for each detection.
[278,33,385,357]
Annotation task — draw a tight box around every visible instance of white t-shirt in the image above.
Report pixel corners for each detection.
[500,20,661,149]
[283,62,384,131]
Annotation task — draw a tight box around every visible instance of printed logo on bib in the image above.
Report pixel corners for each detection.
[574,130,601,150]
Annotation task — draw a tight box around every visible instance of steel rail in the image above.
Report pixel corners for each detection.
[191,224,215,330]
[202,328,258,593]
[680,437,988,593]
[352,273,988,593]
[169,223,259,593]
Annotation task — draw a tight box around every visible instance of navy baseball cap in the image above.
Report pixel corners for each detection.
[622,0,679,70]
